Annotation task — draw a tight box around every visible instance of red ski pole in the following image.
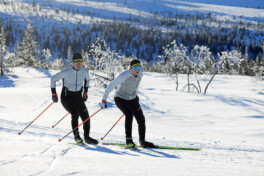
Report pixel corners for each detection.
[100,114,124,141]
[58,108,102,142]
[52,112,70,128]
[18,102,54,135]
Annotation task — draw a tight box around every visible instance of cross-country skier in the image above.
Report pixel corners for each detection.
[101,59,156,148]
[50,53,98,144]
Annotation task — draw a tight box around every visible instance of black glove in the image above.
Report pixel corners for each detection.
[83,92,88,102]
[52,93,58,102]
[136,94,139,102]
[51,88,58,103]
[83,87,88,102]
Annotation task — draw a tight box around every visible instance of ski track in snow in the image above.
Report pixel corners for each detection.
[31,146,72,176]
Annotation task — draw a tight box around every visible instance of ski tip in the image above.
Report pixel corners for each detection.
[52,126,54,128]
[58,139,61,142]
[100,137,103,140]
[18,132,21,135]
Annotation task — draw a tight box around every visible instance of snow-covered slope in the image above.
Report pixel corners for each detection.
[0,67,264,176]
[1,0,264,23]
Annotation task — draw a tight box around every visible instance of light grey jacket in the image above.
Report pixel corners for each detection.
[51,67,90,92]
[103,70,142,100]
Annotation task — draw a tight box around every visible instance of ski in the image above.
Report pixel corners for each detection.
[103,143,162,154]
[101,142,201,151]
[68,142,97,147]
[68,142,86,146]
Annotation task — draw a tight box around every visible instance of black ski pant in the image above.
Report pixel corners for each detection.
[61,87,90,138]
[114,97,146,142]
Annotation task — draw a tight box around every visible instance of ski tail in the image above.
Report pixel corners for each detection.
[157,145,201,151]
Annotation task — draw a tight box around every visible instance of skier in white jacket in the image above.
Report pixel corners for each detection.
[101,59,156,148]
[51,53,98,144]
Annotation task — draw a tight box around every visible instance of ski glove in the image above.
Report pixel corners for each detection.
[52,94,58,103]
[83,93,88,102]
[136,94,139,102]
[51,88,58,103]
[83,87,88,102]
[101,99,107,109]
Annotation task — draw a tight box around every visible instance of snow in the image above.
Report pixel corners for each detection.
[1,67,264,176]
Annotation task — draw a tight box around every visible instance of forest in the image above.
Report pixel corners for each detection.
[0,1,264,79]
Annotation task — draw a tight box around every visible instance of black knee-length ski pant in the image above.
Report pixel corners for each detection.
[114,97,146,141]
[61,87,90,138]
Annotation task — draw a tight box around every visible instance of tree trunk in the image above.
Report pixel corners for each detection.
[187,73,190,92]
[0,56,3,76]
[175,73,178,91]
[204,72,217,94]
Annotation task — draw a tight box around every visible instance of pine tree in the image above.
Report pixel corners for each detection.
[41,48,52,69]
[19,23,39,67]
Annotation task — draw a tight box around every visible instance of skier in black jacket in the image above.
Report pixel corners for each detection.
[50,53,98,144]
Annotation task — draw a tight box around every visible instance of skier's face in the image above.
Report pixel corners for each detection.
[73,61,83,71]
[131,65,142,76]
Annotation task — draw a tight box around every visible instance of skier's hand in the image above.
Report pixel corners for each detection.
[83,93,88,102]
[136,94,139,102]
[52,94,58,103]
[101,99,107,109]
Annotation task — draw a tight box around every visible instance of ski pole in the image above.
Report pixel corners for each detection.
[100,114,124,141]
[18,102,54,135]
[58,108,102,142]
[52,112,70,128]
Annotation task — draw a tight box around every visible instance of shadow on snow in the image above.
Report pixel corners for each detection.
[0,75,16,87]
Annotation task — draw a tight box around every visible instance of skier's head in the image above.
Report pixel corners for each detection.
[130,59,141,67]
[72,53,83,62]
[130,59,142,76]
[72,53,83,71]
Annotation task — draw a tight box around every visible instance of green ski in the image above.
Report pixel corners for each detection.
[101,142,201,151]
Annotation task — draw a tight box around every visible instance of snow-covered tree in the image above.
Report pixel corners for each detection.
[0,21,7,75]
[158,40,190,90]
[67,45,72,66]
[89,38,123,80]
[192,45,215,74]
[41,48,52,69]
[189,45,217,93]
[50,56,64,70]
[19,23,40,67]
[218,50,243,75]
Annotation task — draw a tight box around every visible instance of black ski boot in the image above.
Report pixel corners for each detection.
[73,131,83,144]
[140,140,157,148]
[84,136,98,145]
[126,138,136,148]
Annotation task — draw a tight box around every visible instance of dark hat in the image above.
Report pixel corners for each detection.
[130,59,141,67]
[72,53,83,62]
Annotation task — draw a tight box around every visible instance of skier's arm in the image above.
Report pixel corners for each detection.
[102,73,127,100]
[83,69,90,102]
[50,70,66,92]
[84,69,90,92]
[50,70,66,102]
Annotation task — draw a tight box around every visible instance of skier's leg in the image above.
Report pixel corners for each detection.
[75,100,91,139]
[127,98,146,143]
[114,97,134,144]
[61,93,82,142]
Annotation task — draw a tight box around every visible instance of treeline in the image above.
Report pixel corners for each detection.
[1,21,264,79]
[1,4,264,63]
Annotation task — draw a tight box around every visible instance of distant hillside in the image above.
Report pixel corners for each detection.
[0,0,263,61]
